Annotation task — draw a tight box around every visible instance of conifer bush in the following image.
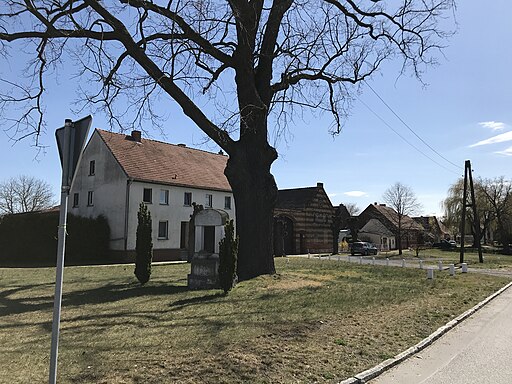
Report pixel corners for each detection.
[135,202,153,285]
[218,219,238,294]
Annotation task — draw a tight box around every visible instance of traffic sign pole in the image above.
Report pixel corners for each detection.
[50,117,91,384]
[49,119,72,384]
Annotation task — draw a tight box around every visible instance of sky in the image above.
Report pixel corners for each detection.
[1,1,511,218]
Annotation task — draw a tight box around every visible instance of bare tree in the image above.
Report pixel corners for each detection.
[0,0,455,280]
[0,175,55,214]
[344,203,361,216]
[383,182,422,255]
[479,177,512,254]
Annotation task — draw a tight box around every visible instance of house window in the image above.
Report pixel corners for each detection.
[224,196,231,210]
[73,193,79,207]
[87,191,94,206]
[184,192,192,206]
[143,188,152,203]
[180,221,188,249]
[160,189,169,205]
[89,160,95,176]
[158,221,168,239]
[205,194,213,208]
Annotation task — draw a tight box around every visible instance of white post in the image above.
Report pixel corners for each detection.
[337,255,340,262]
[427,268,434,279]
[308,252,310,259]
[401,259,406,268]
[372,257,375,265]
[419,260,423,269]
[359,256,363,264]
[438,261,443,271]
[386,258,389,266]
[328,254,331,260]
[449,264,455,276]
[462,263,468,273]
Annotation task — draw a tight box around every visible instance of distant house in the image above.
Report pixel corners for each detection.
[357,203,424,250]
[273,183,334,255]
[69,129,234,261]
[413,216,449,243]
[358,218,396,251]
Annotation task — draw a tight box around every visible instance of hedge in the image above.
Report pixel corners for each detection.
[0,210,111,267]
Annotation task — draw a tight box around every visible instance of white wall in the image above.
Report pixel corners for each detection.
[126,182,235,251]
[69,131,128,250]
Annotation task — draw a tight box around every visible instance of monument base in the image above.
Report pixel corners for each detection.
[187,255,219,290]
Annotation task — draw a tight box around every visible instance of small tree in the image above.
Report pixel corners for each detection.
[218,220,238,294]
[135,202,153,285]
[383,182,422,255]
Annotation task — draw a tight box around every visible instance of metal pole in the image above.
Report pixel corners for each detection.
[49,120,72,384]
[467,161,484,263]
[459,161,469,264]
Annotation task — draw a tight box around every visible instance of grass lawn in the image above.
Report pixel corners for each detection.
[1,258,510,384]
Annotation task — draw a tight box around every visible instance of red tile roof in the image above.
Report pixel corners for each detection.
[96,129,231,192]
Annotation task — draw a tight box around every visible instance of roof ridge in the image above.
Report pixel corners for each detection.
[96,128,227,158]
[278,186,317,192]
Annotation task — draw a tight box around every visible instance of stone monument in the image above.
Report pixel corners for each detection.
[187,208,229,289]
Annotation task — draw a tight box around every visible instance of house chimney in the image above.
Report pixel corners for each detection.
[131,130,142,142]
[380,204,386,207]
[218,149,224,155]
[374,202,378,205]
[317,182,324,188]
[177,143,186,147]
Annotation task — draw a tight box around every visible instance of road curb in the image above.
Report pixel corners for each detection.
[337,280,512,384]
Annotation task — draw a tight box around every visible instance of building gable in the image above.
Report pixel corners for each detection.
[358,203,424,234]
[97,129,231,192]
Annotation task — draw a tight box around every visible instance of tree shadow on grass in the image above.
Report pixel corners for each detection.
[169,292,225,310]
[0,281,190,317]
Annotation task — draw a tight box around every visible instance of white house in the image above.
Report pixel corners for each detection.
[358,218,396,251]
[69,129,235,261]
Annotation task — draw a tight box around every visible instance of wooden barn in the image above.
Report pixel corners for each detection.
[273,183,334,255]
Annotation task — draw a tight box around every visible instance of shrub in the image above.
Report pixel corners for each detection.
[218,219,238,294]
[135,202,153,285]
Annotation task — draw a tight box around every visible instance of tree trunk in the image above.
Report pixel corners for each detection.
[224,139,278,281]
[397,216,403,255]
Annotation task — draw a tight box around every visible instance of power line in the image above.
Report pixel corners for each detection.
[356,95,461,176]
[363,80,463,171]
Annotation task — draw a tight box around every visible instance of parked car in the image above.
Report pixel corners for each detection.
[351,242,378,256]
[432,239,457,249]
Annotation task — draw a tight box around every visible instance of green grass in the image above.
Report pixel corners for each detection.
[1,258,510,383]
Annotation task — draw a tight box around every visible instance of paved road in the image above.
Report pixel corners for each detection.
[370,285,512,384]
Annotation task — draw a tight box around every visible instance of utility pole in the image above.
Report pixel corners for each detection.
[459,160,483,264]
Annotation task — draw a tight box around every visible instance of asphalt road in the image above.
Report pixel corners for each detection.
[370,285,512,384]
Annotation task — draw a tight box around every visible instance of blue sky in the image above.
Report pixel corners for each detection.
[1,1,511,217]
